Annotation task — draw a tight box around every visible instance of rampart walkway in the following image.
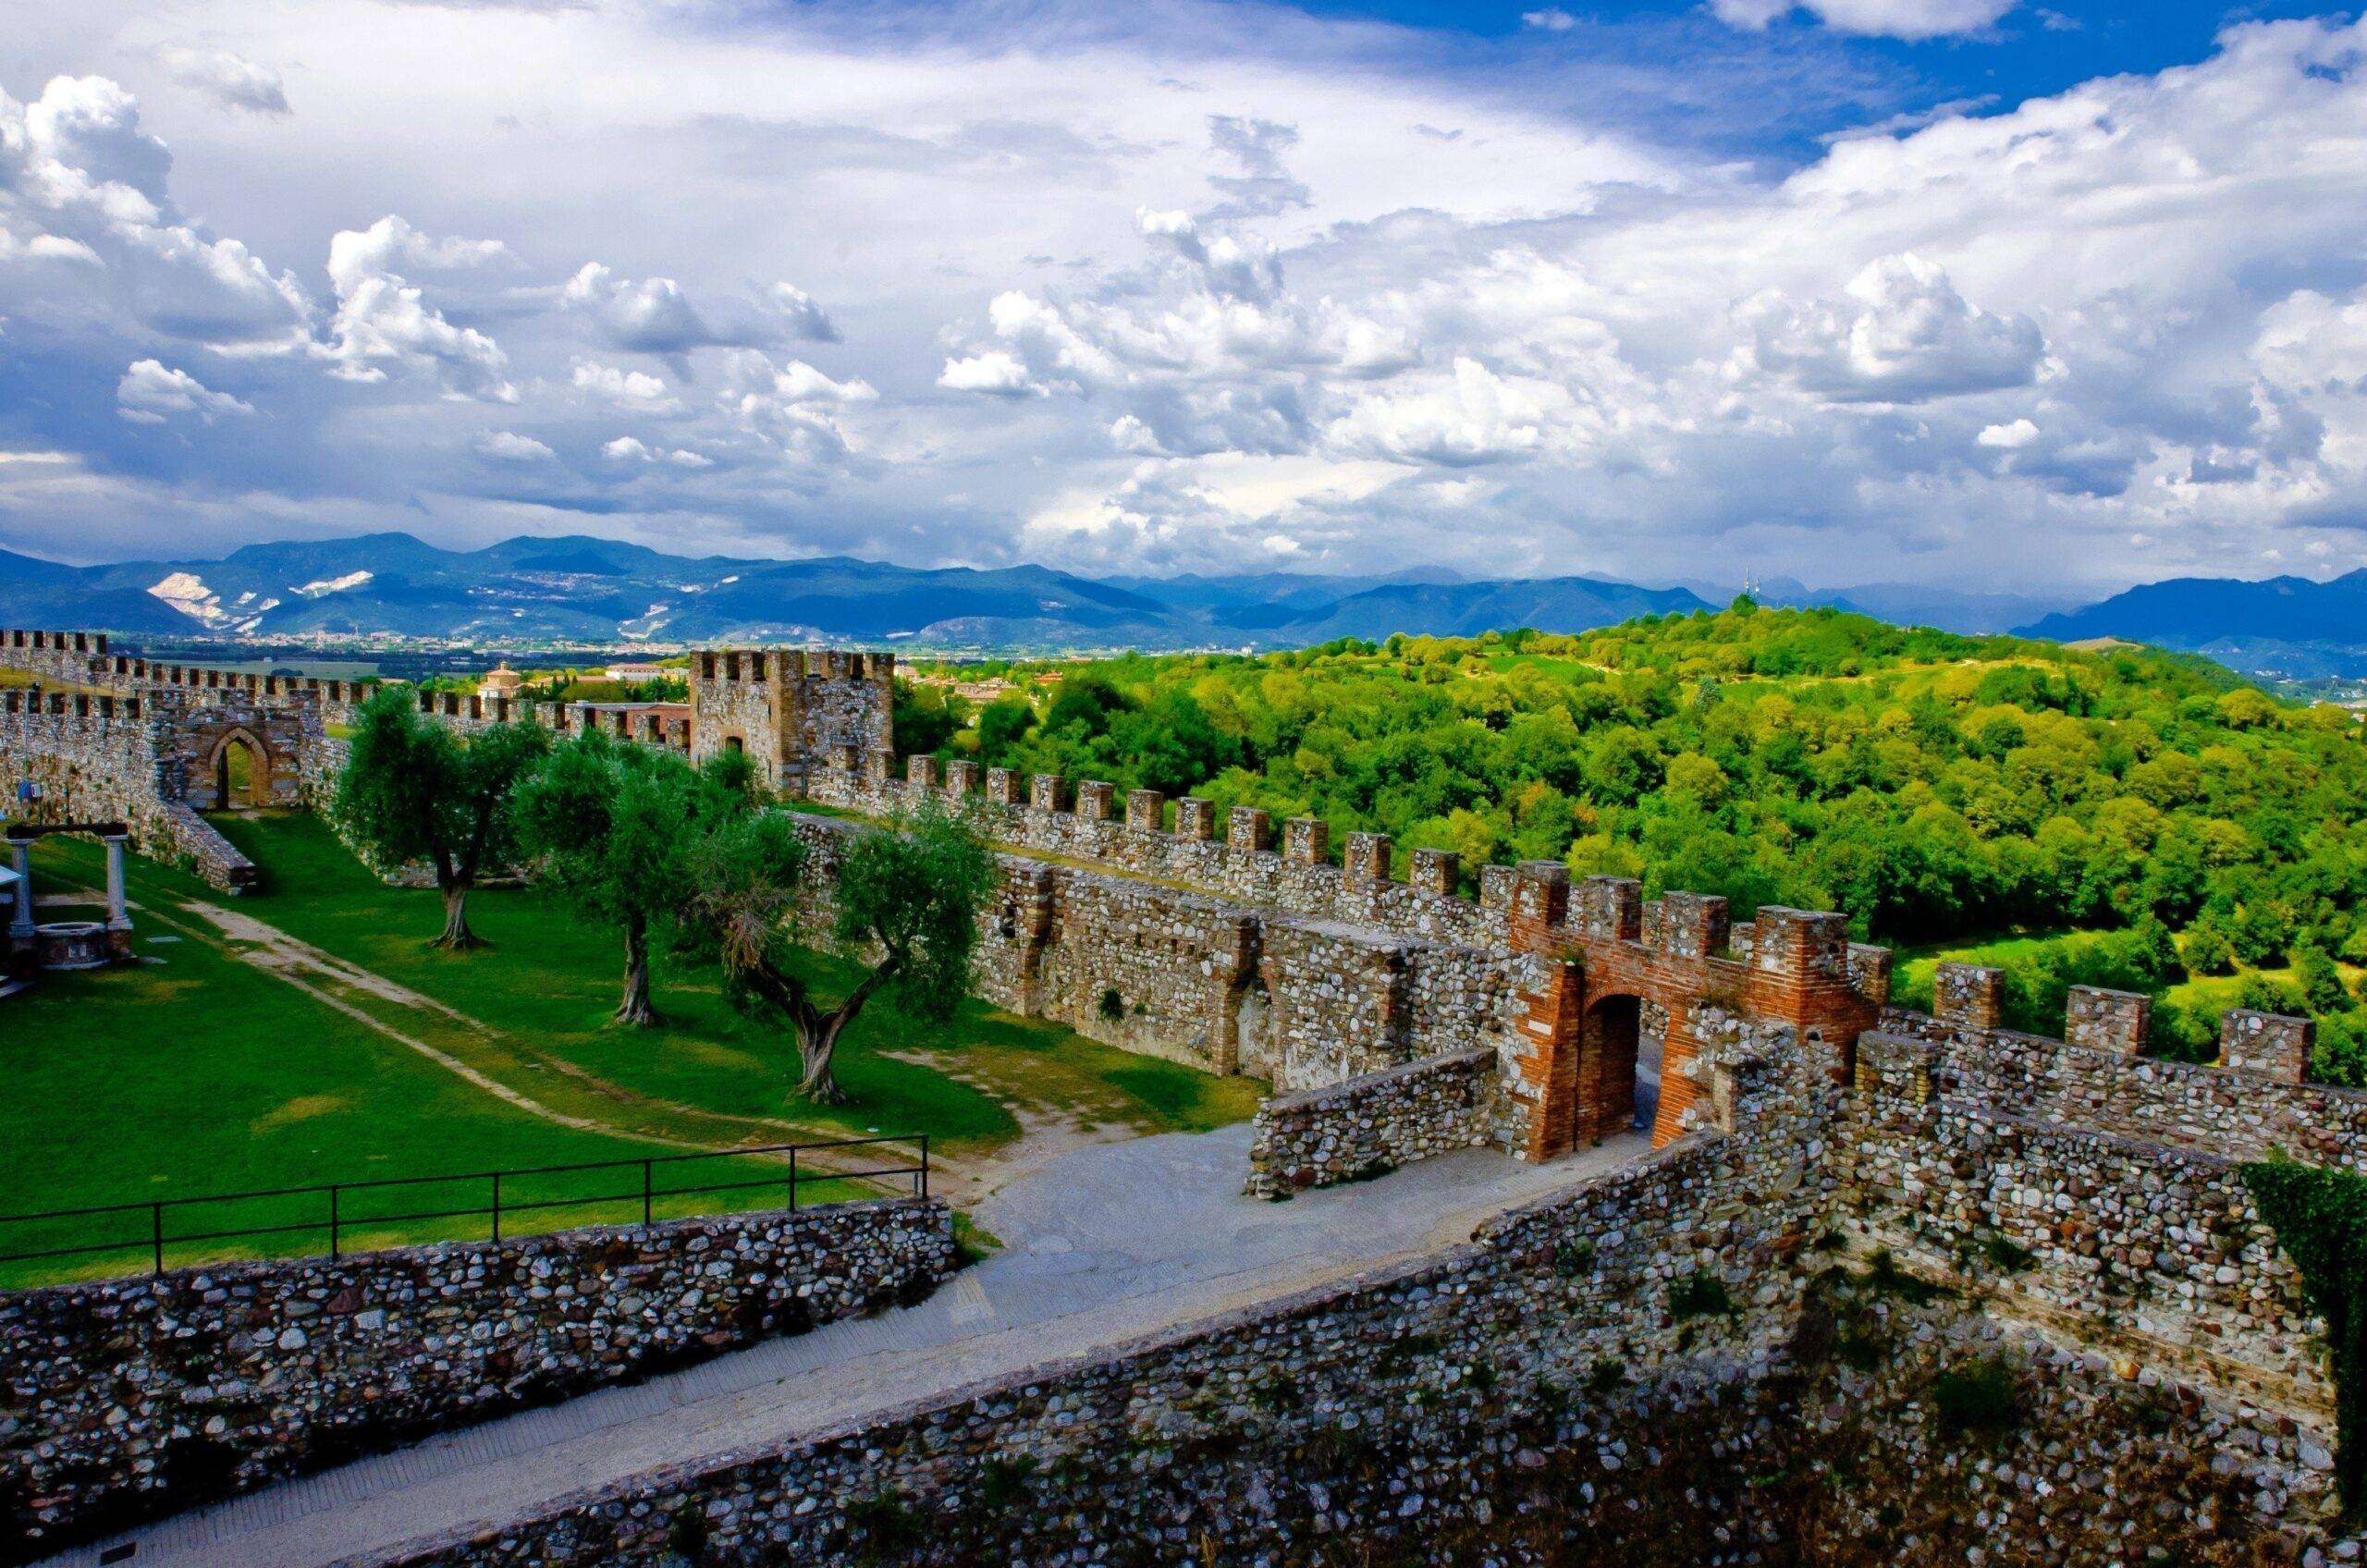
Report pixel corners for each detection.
[46,1122,1647,1568]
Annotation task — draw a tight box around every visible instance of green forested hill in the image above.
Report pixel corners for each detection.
[901,604,2367,1077]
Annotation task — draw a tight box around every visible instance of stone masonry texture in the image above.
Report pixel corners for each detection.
[0,1199,953,1562]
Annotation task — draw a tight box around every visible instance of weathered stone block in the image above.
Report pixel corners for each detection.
[1933,962,2004,1031]
[1343,832,1391,883]
[2220,1008,2312,1081]
[1283,817,1329,864]
[985,767,1022,806]
[1176,798,1216,841]
[1229,806,1271,853]
[1077,781,1116,823]
[1124,789,1166,832]
[906,754,942,789]
[1409,847,1459,896]
[1030,773,1068,813]
[2066,986,2150,1056]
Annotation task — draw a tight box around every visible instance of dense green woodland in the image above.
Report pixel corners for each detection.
[897,605,2367,1080]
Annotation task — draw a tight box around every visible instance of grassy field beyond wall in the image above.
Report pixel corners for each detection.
[1,815,1258,1285]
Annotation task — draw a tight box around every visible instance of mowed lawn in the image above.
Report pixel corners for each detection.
[6,815,1257,1281]
[0,874,823,1287]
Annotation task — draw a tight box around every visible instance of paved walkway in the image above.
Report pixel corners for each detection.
[49,1123,1648,1568]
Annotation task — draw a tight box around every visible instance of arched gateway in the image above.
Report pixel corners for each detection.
[1507,865,1881,1159]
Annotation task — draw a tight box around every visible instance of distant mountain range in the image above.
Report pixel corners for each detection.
[0,533,1712,650]
[2015,570,2367,683]
[0,533,2360,683]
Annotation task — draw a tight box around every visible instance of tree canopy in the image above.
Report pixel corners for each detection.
[332,689,549,949]
[686,802,994,1104]
[909,606,2367,1079]
[510,731,747,1024]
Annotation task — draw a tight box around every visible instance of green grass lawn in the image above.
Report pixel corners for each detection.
[7,815,1257,1281]
[0,884,841,1287]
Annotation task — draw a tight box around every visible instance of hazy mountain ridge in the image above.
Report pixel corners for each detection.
[3,534,2361,677]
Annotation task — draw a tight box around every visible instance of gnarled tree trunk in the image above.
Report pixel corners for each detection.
[433,883,481,950]
[615,911,657,1026]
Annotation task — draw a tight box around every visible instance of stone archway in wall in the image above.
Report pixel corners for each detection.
[206,728,270,811]
[1219,974,1276,1079]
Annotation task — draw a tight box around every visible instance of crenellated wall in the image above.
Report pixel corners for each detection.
[0,689,258,889]
[369,1021,2359,1568]
[690,648,893,792]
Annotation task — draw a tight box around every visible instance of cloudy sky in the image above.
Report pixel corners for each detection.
[2,0,2363,594]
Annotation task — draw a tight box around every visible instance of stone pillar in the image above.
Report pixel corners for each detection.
[1510,862,1570,946]
[906,754,942,790]
[1343,832,1391,883]
[1076,781,1116,823]
[1409,848,1459,897]
[865,747,895,785]
[944,760,980,797]
[103,833,131,957]
[1653,890,1729,959]
[986,767,1022,807]
[8,839,34,945]
[1575,876,1643,941]
[2220,1010,2313,1082]
[1030,773,1067,813]
[1933,962,2005,1031]
[1478,864,1516,913]
[1228,806,1271,853]
[1176,798,1216,841]
[2066,986,2150,1056]
[1124,789,1165,833]
[1283,817,1329,865]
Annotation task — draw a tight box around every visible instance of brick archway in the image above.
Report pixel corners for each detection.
[1510,864,1882,1161]
[1575,993,1649,1147]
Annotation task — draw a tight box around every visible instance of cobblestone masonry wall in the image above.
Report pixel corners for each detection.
[0,1199,953,1562]
[783,812,1540,1097]
[1245,1047,1502,1198]
[380,1027,2360,1568]
[1842,1030,2330,1410]
[1874,1005,2367,1170]
[383,1030,1844,1568]
[0,692,256,890]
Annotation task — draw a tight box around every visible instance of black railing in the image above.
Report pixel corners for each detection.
[0,1134,928,1281]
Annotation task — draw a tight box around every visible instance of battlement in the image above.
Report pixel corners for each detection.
[1,629,107,655]
[0,689,146,722]
[692,648,894,685]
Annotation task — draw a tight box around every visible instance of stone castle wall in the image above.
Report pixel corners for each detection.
[2,1198,953,1562]
[373,1025,2355,1568]
[0,690,257,890]
[783,812,1541,1102]
[1245,1046,1502,1197]
[378,1032,1846,1568]
[1843,1030,2333,1409]
[690,649,894,793]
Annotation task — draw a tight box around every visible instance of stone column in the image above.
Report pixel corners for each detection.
[8,839,34,944]
[103,833,132,958]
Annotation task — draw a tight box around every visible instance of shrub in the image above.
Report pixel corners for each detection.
[1668,1270,1733,1322]
[1932,1355,2020,1439]
[1098,986,1125,1023]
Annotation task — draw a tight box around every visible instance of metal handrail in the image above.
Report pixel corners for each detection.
[0,1133,931,1279]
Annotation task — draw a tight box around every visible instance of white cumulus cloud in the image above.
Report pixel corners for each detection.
[117,358,255,423]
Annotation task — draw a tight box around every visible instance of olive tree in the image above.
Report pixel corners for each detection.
[687,802,995,1104]
[511,732,746,1024]
[331,688,550,949]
